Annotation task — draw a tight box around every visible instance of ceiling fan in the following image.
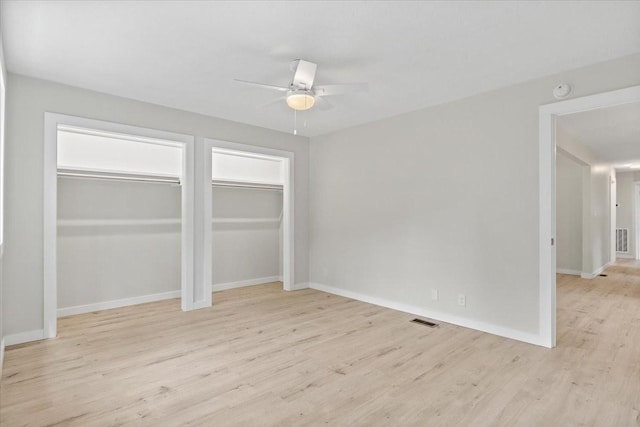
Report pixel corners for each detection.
[234,59,367,111]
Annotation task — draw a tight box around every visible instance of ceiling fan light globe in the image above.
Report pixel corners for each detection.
[286,93,315,111]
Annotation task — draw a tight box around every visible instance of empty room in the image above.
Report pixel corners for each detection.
[1,1,640,426]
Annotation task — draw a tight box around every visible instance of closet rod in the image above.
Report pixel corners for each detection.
[57,169,281,189]
[57,169,181,185]
[212,180,283,191]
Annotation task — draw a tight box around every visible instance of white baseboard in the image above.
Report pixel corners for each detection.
[212,276,281,292]
[4,329,45,346]
[308,282,546,347]
[616,253,635,259]
[289,282,309,291]
[556,268,581,276]
[190,300,212,310]
[580,262,612,279]
[57,290,181,317]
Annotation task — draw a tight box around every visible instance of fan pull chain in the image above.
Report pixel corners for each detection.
[293,109,297,135]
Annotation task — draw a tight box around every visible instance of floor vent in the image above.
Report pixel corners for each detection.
[599,274,608,277]
[411,318,438,328]
[616,228,629,253]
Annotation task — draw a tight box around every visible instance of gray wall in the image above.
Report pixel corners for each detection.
[586,164,615,274]
[57,178,181,308]
[4,73,308,336]
[309,53,640,337]
[616,171,640,258]
[212,186,282,285]
[557,124,617,276]
[556,152,583,273]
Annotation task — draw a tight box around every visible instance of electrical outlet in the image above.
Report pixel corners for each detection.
[458,294,466,307]
[431,289,439,301]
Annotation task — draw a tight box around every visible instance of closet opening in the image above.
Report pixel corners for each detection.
[203,139,294,297]
[44,114,196,339]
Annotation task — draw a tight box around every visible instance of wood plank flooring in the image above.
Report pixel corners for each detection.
[1,262,640,426]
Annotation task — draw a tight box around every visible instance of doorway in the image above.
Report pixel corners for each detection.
[43,113,196,338]
[539,85,640,348]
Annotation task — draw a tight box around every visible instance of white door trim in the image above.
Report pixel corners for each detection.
[538,85,640,348]
[202,138,294,294]
[43,113,197,338]
[635,181,640,260]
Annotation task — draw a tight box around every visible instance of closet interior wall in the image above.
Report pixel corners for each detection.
[57,177,181,311]
[211,150,285,289]
[211,186,282,287]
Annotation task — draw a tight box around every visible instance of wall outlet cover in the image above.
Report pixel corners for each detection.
[458,294,466,306]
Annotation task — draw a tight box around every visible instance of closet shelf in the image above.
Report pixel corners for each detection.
[212,217,281,224]
[57,169,284,190]
[57,218,180,227]
[57,218,282,227]
[58,168,181,185]
[212,179,283,191]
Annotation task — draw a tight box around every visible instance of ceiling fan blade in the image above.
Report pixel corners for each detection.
[257,96,286,109]
[314,83,368,97]
[234,79,290,92]
[313,96,333,111]
[291,60,317,90]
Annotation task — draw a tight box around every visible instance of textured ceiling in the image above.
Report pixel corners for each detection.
[2,1,640,137]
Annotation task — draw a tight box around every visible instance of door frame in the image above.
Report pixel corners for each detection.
[538,85,640,348]
[635,181,640,260]
[43,113,196,339]
[202,138,294,297]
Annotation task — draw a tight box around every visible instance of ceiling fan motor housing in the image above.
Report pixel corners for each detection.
[290,59,317,90]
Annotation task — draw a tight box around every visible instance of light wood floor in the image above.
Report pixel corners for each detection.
[2,263,640,426]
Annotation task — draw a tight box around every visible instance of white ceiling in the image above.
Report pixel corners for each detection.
[557,102,640,170]
[2,1,640,137]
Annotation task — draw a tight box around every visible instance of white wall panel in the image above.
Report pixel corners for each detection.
[58,129,182,177]
[212,151,283,184]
